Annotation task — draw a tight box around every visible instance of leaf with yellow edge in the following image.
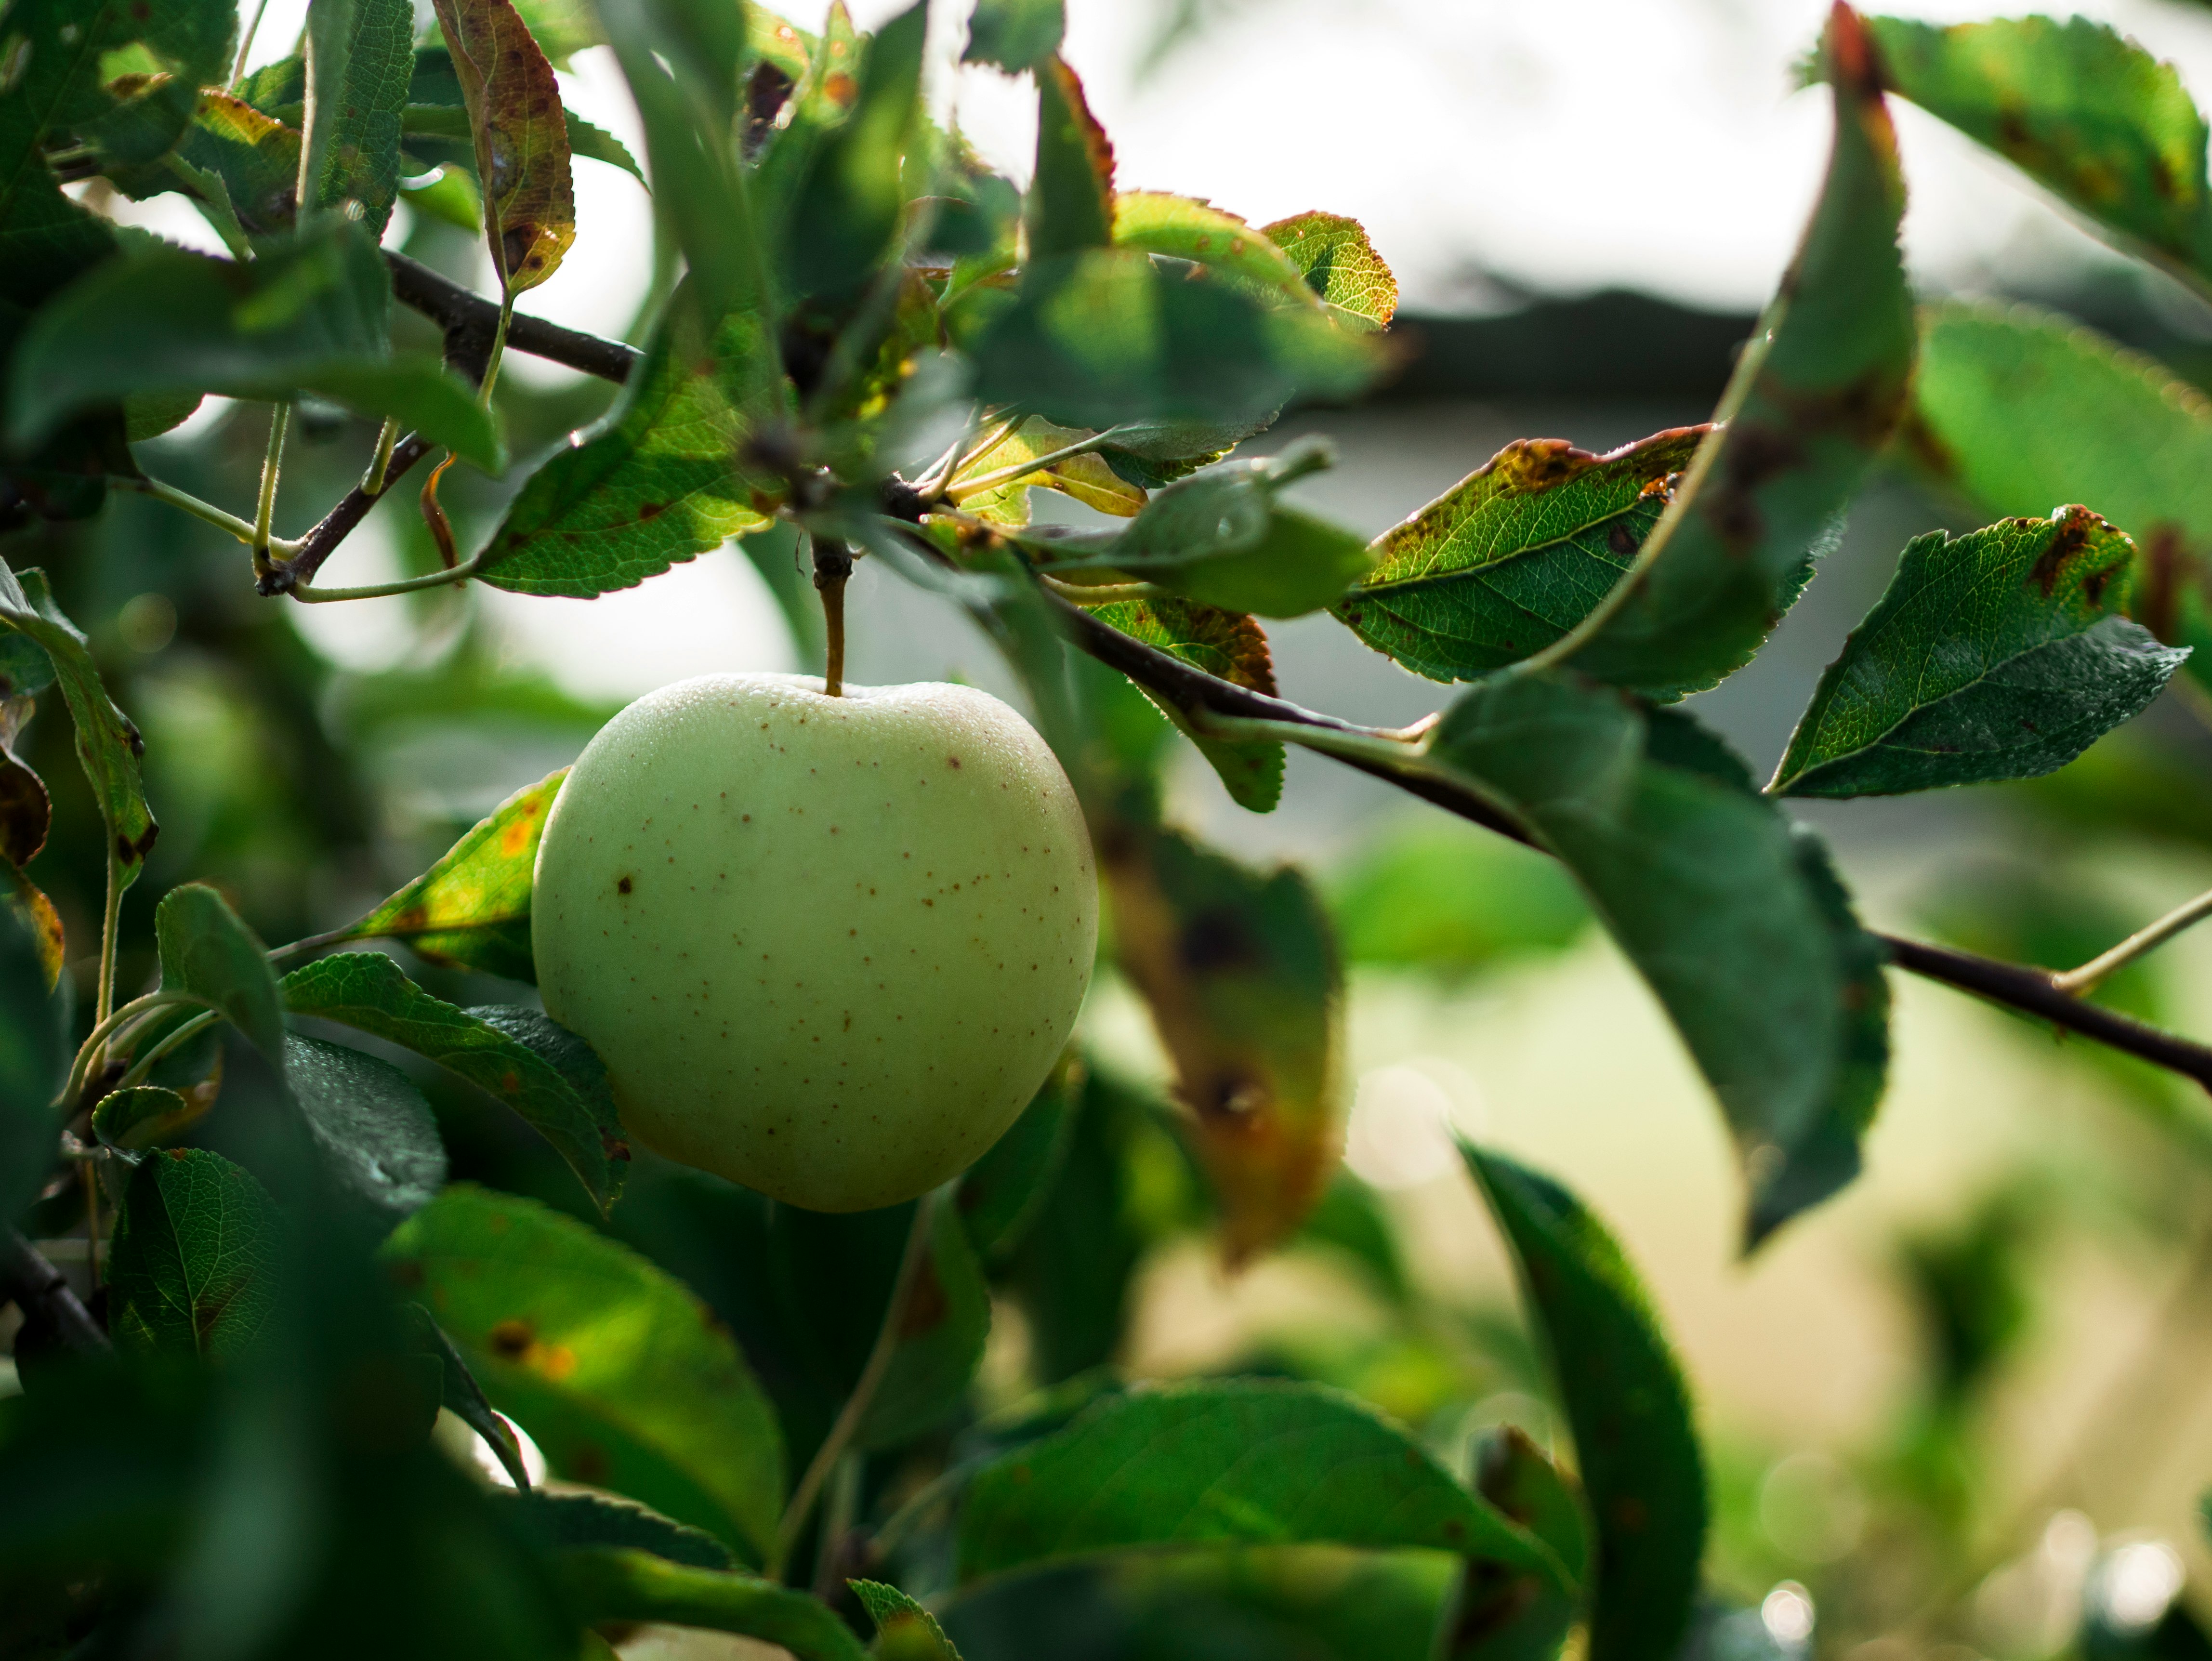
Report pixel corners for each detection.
[952,418,1145,518]
[1115,193,1320,309]
[1102,821,1343,1261]
[332,769,567,982]
[1263,212,1397,332]
[1088,597,1284,812]
[432,0,576,292]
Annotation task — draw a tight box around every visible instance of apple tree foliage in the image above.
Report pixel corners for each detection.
[3,0,2212,1654]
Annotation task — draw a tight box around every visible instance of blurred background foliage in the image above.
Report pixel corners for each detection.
[15,0,2212,1656]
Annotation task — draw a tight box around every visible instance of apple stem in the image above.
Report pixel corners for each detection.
[813,535,854,697]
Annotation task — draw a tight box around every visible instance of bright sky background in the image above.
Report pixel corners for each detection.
[129,0,2212,694]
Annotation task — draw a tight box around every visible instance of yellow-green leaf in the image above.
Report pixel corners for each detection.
[431,0,575,292]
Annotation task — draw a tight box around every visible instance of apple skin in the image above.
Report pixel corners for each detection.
[532,672,1097,1212]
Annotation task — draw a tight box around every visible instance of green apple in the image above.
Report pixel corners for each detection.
[532,672,1098,1212]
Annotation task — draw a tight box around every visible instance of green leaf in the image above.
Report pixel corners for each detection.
[477,285,781,596]
[1263,211,1398,333]
[972,248,1383,432]
[783,1,926,301]
[852,1579,964,1660]
[1464,1147,1705,1661]
[1553,13,1913,699]
[0,562,157,879]
[554,1548,869,1661]
[7,225,500,471]
[1114,192,1322,313]
[964,0,1061,72]
[384,1184,785,1564]
[1435,1428,1586,1661]
[958,1055,1079,1261]
[510,0,602,66]
[1101,822,1343,1261]
[1774,508,2186,798]
[504,1489,733,1570]
[404,1300,537,1489]
[1330,820,1586,977]
[398,160,485,231]
[1085,596,1285,811]
[431,0,575,290]
[335,768,565,980]
[0,902,66,1230]
[91,1084,209,1155]
[1427,672,1889,1241]
[284,1033,447,1222]
[110,90,302,239]
[281,951,626,1210]
[1096,411,1276,490]
[155,882,286,1068]
[0,0,235,306]
[1028,55,1114,259]
[1865,15,2212,283]
[109,1147,284,1359]
[311,0,414,234]
[956,1379,1562,1585]
[1333,428,1704,682]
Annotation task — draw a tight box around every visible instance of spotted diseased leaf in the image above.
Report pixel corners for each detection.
[851,1580,964,1660]
[108,1147,284,1360]
[432,0,575,292]
[1554,10,1913,699]
[1114,192,1320,312]
[1088,596,1285,812]
[1428,673,1888,1241]
[156,882,286,1068]
[1335,428,1706,682]
[478,287,783,596]
[1464,1149,1704,1661]
[1866,14,2212,281]
[1909,302,2212,697]
[1775,508,2187,797]
[1028,54,1114,259]
[383,1184,784,1564]
[1262,212,1397,333]
[1102,822,1342,1261]
[338,769,566,980]
[0,562,156,879]
[957,1380,1563,1584]
[110,91,303,238]
[281,950,626,1211]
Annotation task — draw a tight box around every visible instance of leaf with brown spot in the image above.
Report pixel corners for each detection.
[431,0,575,292]
[1774,508,2186,797]
[334,768,566,980]
[108,1147,283,1361]
[282,951,625,1211]
[1549,6,1914,699]
[1463,1147,1703,1661]
[1334,427,1706,683]
[1087,596,1285,813]
[1102,821,1341,1262]
[383,1184,784,1563]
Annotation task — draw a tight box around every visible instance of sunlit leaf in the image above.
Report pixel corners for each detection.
[111,90,302,238]
[1086,596,1285,811]
[285,1033,448,1222]
[385,1184,785,1564]
[1554,11,1913,699]
[853,1580,965,1660]
[1334,428,1704,682]
[1028,54,1114,259]
[477,285,782,596]
[783,1,926,302]
[1774,508,2186,797]
[957,1379,1564,1583]
[109,1147,283,1359]
[0,562,157,880]
[1464,1147,1705,1661]
[1114,192,1319,312]
[1427,673,1888,1241]
[336,768,566,981]
[155,882,286,1068]
[1264,211,1398,332]
[950,417,1146,518]
[431,0,575,292]
[281,950,626,1210]
[1102,821,1342,1261]
[1866,15,2212,283]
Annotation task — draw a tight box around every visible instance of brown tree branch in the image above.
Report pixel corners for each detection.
[2,1227,109,1358]
[1027,576,2212,1097]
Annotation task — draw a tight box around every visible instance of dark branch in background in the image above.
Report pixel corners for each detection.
[1030,578,2212,1096]
[258,259,642,596]
[2,1226,109,1358]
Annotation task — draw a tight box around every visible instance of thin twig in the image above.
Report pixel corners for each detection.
[771,1190,939,1580]
[384,251,642,384]
[251,402,290,582]
[2053,886,2212,996]
[0,1228,108,1357]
